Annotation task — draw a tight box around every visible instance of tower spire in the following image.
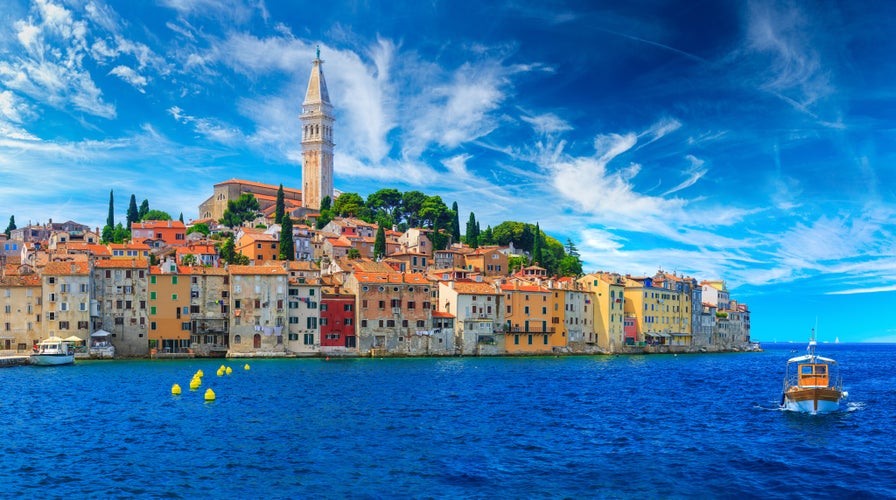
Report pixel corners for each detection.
[300,47,335,211]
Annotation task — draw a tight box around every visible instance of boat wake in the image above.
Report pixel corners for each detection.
[845,401,866,412]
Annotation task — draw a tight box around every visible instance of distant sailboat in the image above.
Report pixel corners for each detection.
[835,337,840,344]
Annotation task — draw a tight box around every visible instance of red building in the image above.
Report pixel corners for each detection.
[320,285,356,350]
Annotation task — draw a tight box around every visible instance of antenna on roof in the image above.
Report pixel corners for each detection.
[316,44,320,59]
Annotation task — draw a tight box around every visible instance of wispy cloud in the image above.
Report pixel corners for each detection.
[662,155,707,196]
[109,65,147,92]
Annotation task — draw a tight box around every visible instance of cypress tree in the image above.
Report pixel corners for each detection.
[139,199,149,220]
[374,225,386,259]
[532,222,543,266]
[275,184,285,225]
[106,190,114,228]
[279,215,294,260]
[127,194,139,226]
[451,201,461,243]
[466,212,479,249]
[4,215,15,238]
[179,212,184,223]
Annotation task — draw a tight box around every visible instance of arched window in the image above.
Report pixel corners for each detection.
[234,335,241,344]
[253,334,261,348]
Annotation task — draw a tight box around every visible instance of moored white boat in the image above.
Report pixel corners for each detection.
[30,337,75,366]
[781,331,845,414]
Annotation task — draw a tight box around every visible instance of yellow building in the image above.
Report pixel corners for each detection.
[578,272,626,351]
[501,282,565,354]
[0,271,42,351]
[148,259,192,354]
[623,275,689,345]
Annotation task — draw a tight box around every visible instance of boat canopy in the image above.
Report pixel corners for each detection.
[786,354,837,364]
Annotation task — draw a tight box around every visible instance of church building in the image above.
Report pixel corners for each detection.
[198,49,336,221]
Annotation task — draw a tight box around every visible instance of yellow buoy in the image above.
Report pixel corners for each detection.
[171,383,181,395]
[225,366,232,375]
[196,369,204,377]
[244,364,250,370]
[190,378,201,390]
[217,368,224,377]
[204,388,215,401]
[220,365,226,371]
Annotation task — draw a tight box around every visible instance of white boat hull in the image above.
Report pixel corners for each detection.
[783,398,839,414]
[30,354,75,366]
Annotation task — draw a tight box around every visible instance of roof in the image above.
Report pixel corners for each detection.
[228,265,287,276]
[447,281,500,295]
[94,259,150,269]
[500,283,549,293]
[353,272,429,285]
[189,266,228,276]
[432,311,455,318]
[42,261,90,275]
[326,237,352,248]
[304,56,331,104]
[0,274,42,286]
[131,220,186,230]
[214,178,302,196]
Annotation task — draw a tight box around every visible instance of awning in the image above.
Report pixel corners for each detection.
[647,332,670,338]
[64,335,84,342]
[46,336,65,342]
[91,330,113,337]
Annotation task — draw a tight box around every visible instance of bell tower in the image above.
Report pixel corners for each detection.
[300,46,335,211]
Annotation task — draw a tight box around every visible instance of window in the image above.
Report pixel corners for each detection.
[150,292,156,300]
[514,334,519,345]
[543,335,549,345]
[150,322,157,330]
[59,321,69,330]
[303,333,314,345]
[361,300,368,309]
[150,307,156,315]
[344,303,353,312]
[528,334,533,345]
[345,318,353,325]
[234,335,241,344]
[288,333,298,341]
[386,320,395,327]
[172,276,178,285]
[150,276,156,284]
[172,294,178,300]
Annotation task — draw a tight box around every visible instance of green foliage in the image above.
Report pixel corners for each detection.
[101,225,114,244]
[418,195,452,229]
[186,223,210,236]
[4,215,15,238]
[220,194,260,228]
[401,191,427,227]
[181,253,197,266]
[465,212,479,249]
[532,222,543,266]
[492,221,534,252]
[508,256,528,274]
[127,195,139,226]
[275,184,285,225]
[332,192,368,219]
[347,248,361,260]
[106,190,114,229]
[142,210,172,221]
[315,196,333,229]
[450,202,461,243]
[558,254,583,277]
[479,225,494,246]
[374,225,386,260]
[219,235,248,265]
[112,222,130,244]
[179,212,184,223]
[366,188,403,227]
[139,199,149,220]
[279,215,295,260]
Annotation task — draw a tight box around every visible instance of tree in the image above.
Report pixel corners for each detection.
[347,248,361,259]
[279,215,294,261]
[366,188,403,226]
[316,196,333,230]
[187,223,210,237]
[101,225,114,243]
[508,255,527,274]
[275,184,285,225]
[127,195,139,226]
[112,222,130,244]
[181,254,197,266]
[4,215,15,238]
[479,225,495,246]
[219,236,248,265]
[532,222,543,266]
[465,212,479,248]
[419,195,450,229]
[106,190,115,228]
[558,254,583,277]
[139,199,149,220]
[142,210,172,221]
[450,202,461,243]
[374,225,386,260]
[220,194,260,228]
[430,219,448,251]
[179,212,184,223]
[332,192,367,219]
[401,190,427,227]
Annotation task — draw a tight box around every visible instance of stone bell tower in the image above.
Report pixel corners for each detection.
[300,46,335,211]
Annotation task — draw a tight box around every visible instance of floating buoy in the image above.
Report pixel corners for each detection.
[171,383,181,395]
[189,378,201,390]
[217,368,224,377]
[225,366,232,375]
[196,369,204,377]
[204,388,215,401]
[244,364,250,370]
[219,365,226,371]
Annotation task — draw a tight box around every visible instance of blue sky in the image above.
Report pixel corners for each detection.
[1,0,895,342]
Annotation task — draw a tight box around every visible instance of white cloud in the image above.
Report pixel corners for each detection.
[109,65,147,92]
[662,155,708,196]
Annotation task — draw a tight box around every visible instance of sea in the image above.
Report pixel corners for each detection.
[2,342,894,499]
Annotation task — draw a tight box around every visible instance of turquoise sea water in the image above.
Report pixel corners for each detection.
[2,343,894,498]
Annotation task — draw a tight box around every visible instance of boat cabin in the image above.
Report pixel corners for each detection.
[798,363,829,388]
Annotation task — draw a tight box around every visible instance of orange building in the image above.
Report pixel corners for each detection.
[236,232,280,262]
[501,282,566,354]
[464,246,508,276]
[131,220,187,246]
[148,260,192,354]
